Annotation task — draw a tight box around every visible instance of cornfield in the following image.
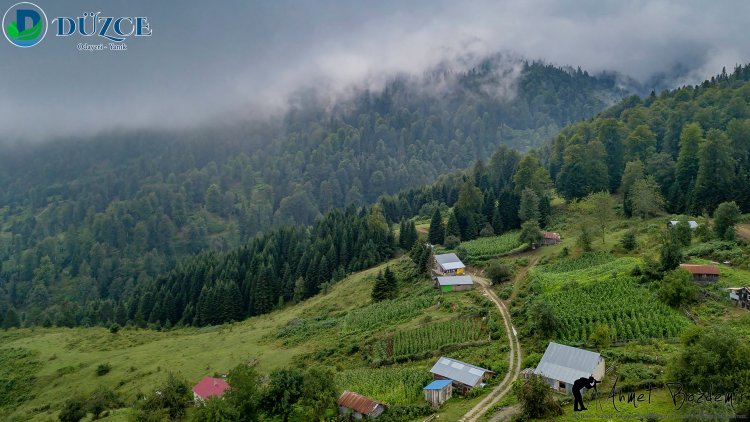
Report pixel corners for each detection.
[336,367,433,405]
[342,296,436,334]
[530,254,640,291]
[373,318,486,359]
[460,231,524,261]
[543,279,688,342]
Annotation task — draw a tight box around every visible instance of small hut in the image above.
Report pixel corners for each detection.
[680,264,720,283]
[423,379,453,408]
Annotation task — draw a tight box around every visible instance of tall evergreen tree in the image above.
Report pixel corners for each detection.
[693,129,735,213]
[427,209,445,245]
[446,211,461,239]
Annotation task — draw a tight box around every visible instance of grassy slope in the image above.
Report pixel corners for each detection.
[1,258,509,421]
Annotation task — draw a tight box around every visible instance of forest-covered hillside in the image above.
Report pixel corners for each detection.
[0,58,629,326]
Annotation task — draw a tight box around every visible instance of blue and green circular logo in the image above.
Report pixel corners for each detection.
[3,2,47,47]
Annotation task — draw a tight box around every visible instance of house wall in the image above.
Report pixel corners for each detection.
[593,358,606,381]
[441,285,453,293]
[452,284,473,292]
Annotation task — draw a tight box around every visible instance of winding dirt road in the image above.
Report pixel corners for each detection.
[457,273,522,422]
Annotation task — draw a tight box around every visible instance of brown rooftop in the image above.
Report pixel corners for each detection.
[680,264,720,276]
[338,390,381,415]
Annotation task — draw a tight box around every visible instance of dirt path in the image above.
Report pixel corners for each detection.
[458,269,526,422]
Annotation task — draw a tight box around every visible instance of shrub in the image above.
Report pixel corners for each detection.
[486,262,513,283]
[95,363,111,376]
[109,324,120,334]
[444,235,460,249]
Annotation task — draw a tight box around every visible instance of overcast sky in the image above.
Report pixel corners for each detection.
[1,0,748,142]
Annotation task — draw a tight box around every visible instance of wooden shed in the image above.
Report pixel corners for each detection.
[337,390,384,419]
[541,231,561,245]
[423,379,453,408]
[680,264,720,283]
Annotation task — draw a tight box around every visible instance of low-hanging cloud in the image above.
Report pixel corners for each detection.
[1,0,748,142]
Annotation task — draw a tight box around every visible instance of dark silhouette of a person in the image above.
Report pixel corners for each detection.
[572,376,599,411]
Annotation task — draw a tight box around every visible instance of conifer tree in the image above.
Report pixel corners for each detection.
[428,209,445,245]
[446,212,461,238]
[371,271,388,302]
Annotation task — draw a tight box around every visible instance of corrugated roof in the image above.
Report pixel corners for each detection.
[436,275,473,286]
[429,356,492,387]
[423,379,453,390]
[434,253,465,270]
[534,343,601,384]
[680,264,720,275]
[543,231,561,240]
[338,391,381,415]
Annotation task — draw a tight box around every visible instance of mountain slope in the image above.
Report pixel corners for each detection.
[0,58,629,326]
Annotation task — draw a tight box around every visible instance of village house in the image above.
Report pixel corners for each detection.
[337,390,385,419]
[668,220,699,229]
[680,264,720,283]
[434,275,474,292]
[728,287,750,309]
[533,342,605,395]
[433,253,466,275]
[541,231,561,245]
[192,376,230,404]
[429,356,494,395]
[423,379,453,408]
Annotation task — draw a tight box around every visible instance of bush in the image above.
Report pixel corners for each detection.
[95,363,111,376]
[486,262,513,283]
[59,396,87,422]
[514,375,562,419]
[498,285,512,300]
[109,324,120,334]
[444,235,460,249]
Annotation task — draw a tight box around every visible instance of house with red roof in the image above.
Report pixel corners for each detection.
[192,376,230,404]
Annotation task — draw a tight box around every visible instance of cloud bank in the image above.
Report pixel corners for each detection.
[0,0,748,141]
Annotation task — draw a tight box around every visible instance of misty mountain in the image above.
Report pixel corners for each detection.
[0,57,631,325]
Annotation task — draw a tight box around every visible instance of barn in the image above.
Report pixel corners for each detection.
[192,376,230,404]
[433,253,466,275]
[423,379,453,408]
[337,390,385,419]
[533,342,605,395]
[429,356,493,395]
[435,275,474,292]
[680,264,720,283]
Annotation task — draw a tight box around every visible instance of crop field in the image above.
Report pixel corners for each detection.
[341,295,437,334]
[458,231,524,261]
[372,318,486,359]
[529,253,640,291]
[335,367,432,405]
[543,279,688,342]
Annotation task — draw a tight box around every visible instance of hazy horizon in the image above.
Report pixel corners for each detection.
[2,0,749,142]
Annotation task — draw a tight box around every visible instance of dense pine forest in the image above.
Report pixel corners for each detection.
[2,62,749,329]
[0,58,629,327]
